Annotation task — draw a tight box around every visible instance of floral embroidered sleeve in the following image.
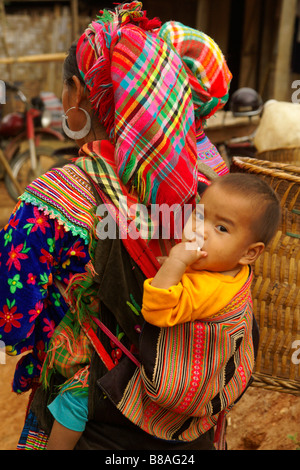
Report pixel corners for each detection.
[0,200,90,393]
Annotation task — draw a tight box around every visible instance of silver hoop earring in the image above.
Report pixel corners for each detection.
[62,107,91,140]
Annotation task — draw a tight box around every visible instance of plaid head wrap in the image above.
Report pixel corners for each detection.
[158,21,232,125]
[76,2,232,207]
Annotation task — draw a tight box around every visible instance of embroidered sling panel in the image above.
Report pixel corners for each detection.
[99,272,256,441]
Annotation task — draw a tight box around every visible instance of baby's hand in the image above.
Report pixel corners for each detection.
[169,241,207,268]
[151,241,207,290]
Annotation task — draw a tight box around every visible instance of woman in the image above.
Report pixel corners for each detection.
[0,3,232,450]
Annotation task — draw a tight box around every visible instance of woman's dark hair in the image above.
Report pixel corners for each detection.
[63,42,85,87]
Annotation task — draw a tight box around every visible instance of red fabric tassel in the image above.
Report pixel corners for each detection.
[213,410,227,450]
[131,12,161,31]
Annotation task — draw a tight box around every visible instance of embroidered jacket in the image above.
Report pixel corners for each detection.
[0,167,93,392]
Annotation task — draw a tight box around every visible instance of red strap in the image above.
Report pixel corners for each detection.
[92,316,140,367]
[82,322,115,370]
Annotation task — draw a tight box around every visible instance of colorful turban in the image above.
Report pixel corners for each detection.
[76,2,231,207]
[158,21,232,124]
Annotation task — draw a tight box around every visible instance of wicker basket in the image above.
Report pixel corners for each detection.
[257,147,300,166]
[231,157,300,395]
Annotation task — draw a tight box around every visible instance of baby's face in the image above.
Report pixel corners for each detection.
[182,183,256,273]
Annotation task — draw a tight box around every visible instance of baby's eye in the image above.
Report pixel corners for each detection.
[216,225,228,233]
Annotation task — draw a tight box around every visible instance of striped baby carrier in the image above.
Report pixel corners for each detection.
[98,267,259,443]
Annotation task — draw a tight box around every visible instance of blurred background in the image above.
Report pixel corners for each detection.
[0,0,299,107]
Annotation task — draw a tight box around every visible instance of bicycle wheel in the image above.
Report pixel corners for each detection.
[5,146,70,201]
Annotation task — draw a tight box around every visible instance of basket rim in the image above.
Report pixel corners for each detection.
[252,371,300,396]
[257,146,300,153]
[232,156,300,182]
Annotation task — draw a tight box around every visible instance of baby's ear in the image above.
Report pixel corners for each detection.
[239,242,265,265]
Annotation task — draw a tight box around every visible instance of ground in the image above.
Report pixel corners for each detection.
[0,183,299,451]
[227,385,300,450]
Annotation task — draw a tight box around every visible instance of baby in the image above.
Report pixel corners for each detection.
[142,173,281,326]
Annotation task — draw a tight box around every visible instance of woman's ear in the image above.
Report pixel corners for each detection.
[72,75,85,108]
[239,242,265,266]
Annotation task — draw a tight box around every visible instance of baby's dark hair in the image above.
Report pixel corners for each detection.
[210,173,281,246]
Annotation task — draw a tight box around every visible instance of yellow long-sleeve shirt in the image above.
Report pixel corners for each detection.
[141,265,250,327]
